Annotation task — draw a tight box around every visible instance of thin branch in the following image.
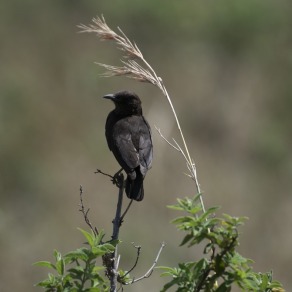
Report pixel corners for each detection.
[112,173,125,241]
[78,185,98,236]
[103,172,125,292]
[120,199,134,224]
[119,243,141,281]
[95,168,114,180]
[95,168,125,189]
[123,242,166,285]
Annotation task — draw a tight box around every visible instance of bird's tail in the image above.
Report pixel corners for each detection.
[125,172,144,201]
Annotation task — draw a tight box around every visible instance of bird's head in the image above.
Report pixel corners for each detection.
[103,91,142,115]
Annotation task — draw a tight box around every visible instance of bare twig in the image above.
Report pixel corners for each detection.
[79,185,98,236]
[95,168,114,179]
[79,16,206,212]
[95,168,126,189]
[120,199,134,224]
[123,242,166,285]
[118,243,141,282]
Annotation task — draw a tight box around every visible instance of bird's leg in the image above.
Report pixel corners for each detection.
[112,168,124,188]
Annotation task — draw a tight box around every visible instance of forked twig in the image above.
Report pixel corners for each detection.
[118,243,141,281]
[79,185,99,236]
[123,242,166,285]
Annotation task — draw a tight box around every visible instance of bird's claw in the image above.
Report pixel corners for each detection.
[112,171,124,188]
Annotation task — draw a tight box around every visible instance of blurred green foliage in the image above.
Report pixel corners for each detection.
[160,196,284,291]
[1,0,292,291]
[34,197,285,291]
[34,229,114,291]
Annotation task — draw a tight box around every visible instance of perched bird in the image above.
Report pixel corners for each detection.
[103,91,153,201]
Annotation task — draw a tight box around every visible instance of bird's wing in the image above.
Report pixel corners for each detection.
[112,120,140,173]
[138,117,153,175]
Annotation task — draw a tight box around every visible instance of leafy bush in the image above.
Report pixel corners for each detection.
[159,195,284,292]
[34,229,114,291]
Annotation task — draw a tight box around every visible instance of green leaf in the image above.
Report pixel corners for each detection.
[92,266,105,273]
[33,261,56,270]
[171,215,196,225]
[53,249,62,261]
[88,288,101,292]
[167,204,185,211]
[193,258,208,279]
[96,229,105,245]
[68,266,84,280]
[56,258,65,275]
[192,193,204,203]
[109,239,121,247]
[35,280,52,287]
[65,248,89,262]
[216,282,232,292]
[78,228,95,247]
[100,243,115,252]
[91,246,107,256]
[161,278,180,291]
[158,266,177,277]
[199,206,220,221]
[189,205,203,215]
[180,233,193,246]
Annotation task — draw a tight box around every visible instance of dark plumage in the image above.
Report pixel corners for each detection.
[103,91,153,201]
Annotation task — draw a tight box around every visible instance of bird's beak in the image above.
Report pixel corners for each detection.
[103,93,115,100]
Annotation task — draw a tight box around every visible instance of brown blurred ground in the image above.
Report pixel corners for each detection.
[1,0,292,291]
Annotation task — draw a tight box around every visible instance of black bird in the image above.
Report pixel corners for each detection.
[103,91,153,201]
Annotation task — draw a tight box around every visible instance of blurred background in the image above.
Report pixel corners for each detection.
[1,0,292,291]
